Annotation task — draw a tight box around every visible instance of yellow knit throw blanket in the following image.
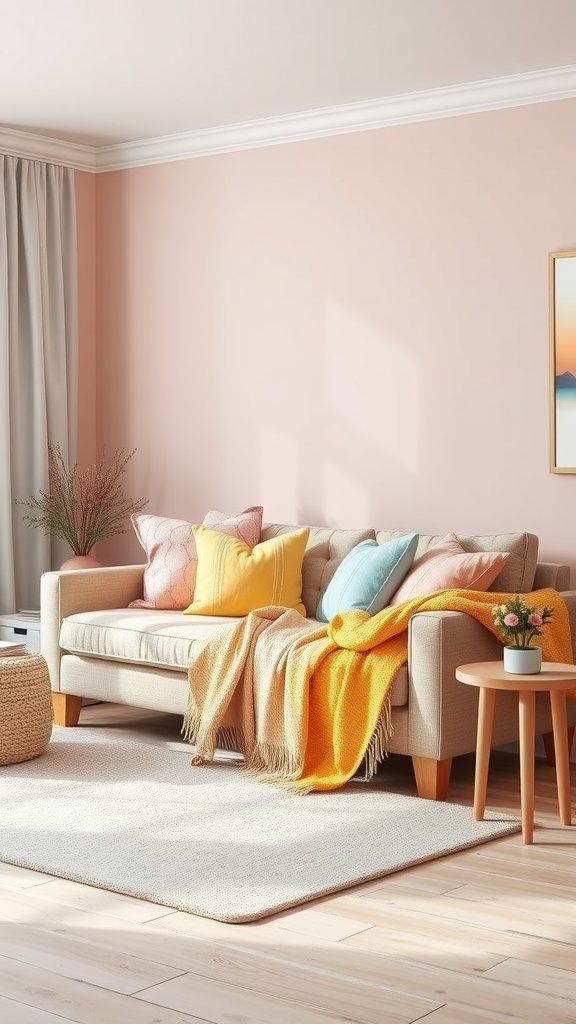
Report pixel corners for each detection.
[183,587,574,792]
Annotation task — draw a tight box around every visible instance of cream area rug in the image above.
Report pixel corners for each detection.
[0,711,521,923]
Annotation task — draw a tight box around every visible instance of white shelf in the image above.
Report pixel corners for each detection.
[0,613,41,653]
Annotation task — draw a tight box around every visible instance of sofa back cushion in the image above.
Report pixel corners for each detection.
[203,514,539,611]
[261,524,377,618]
[375,530,538,594]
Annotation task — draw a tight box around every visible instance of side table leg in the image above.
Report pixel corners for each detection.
[518,690,536,844]
[549,690,572,826]
[473,687,496,821]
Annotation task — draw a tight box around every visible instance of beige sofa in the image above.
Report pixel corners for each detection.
[41,519,576,801]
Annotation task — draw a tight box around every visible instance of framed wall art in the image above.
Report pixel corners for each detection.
[549,250,576,473]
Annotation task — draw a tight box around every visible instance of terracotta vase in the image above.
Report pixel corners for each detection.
[60,554,102,570]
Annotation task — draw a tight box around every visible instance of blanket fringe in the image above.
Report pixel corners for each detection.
[181,697,245,765]
[357,696,393,782]
[183,693,393,785]
[215,725,246,755]
[181,696,200,746]
[243,699,393,793]
[242,742,302,782]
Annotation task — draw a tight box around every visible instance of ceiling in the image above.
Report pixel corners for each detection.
[2,0,576,156]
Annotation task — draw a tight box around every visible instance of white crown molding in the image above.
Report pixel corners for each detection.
[2,64,576,173]
[0,125,96,171]
[94,64,576,172]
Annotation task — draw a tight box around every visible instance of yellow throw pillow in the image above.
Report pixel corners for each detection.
[184,525,310,617]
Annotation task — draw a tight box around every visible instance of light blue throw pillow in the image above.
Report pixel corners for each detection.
[316,534,419,622]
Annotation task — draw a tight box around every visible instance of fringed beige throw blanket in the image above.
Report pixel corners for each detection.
[183,587,574,792]
[183,605,395,792]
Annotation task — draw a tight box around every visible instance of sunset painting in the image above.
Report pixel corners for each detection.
[549,251,576,472]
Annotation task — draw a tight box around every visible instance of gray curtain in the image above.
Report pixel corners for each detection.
[0,155,78,613]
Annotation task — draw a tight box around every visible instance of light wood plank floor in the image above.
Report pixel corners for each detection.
[1,703,575,1024]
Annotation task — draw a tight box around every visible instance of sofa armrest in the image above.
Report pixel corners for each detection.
[40,565,145,692]
[402,593,576,762]
[403,610,503,760]
[533,562,571,590]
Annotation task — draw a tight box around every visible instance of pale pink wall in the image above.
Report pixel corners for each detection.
[90,99,576,579]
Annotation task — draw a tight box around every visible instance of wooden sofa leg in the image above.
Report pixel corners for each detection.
[412,755,453,801]
[542,725,575,766]
[52,692,82,727]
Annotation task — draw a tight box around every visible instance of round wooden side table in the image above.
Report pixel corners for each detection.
[0,652,53,765]
[455,661,575,844]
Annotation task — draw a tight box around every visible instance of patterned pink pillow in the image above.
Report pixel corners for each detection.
[129,506,263,610]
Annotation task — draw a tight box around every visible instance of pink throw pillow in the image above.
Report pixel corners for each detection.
[388,533,510,605]
[129,506,263,610]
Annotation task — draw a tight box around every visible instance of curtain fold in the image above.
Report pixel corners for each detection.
[0,155,77,612]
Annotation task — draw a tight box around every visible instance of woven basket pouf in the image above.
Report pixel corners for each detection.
[0,652,53,765]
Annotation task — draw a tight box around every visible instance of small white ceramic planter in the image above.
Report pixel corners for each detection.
[503,645,542,674]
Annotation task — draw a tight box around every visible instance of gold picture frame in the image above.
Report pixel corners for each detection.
[549,250,576,473]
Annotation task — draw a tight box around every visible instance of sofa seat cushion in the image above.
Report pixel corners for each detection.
[59,608,408,706]
[60,609,245,672]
